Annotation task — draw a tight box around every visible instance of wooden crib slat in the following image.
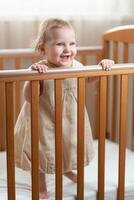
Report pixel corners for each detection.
[31,56,40,64]
[31,80,39,200]
[118,75,128,200]
[0,57,4,69]
[113,41,119,139]
[123,43,128,63]
[77,77,85,200]
[81,53,88,65]
[14,58,21,119]
[111,75,121,142]
[0,82,6,150]
[113,41,118,62]
[96,53,103,63]
[15,57,21,69]
[55,79,63,200]
[112,42,120,141]
[5,82,16,200]
[15,81,21,121]
[103,40,109,58]
[132,77,134,150]
[98,76,107,200]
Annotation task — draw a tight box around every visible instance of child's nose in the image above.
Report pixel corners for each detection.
[64,45,70,52]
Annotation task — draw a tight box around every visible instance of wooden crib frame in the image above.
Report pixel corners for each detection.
[0,25,134,200]
[0,46,103,151]
[0,63,134,200]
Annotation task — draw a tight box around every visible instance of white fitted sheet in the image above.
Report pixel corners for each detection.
[0,139,134,200]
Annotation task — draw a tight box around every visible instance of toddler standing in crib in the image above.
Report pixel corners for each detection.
[15,18,114,200]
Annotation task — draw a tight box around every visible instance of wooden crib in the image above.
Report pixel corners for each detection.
[0,25,134,200]
[0,46,103,151]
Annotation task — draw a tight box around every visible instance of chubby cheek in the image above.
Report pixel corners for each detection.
[73,47,77,56]
[52,48,61,57]
[49,51,60,61]
[73,50,77,57]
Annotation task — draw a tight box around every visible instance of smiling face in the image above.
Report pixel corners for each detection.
[44,27,77,67]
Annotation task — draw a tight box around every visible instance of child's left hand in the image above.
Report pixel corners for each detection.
[98,59,115,71]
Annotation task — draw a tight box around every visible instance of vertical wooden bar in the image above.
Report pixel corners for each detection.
[96,53,103,64]
[123,43,128,63]
[32,56,39,64]
[98,76,107,200]
[103,40,109,58]
[95,43,104,140]
[77,77,85,200]
[81,53,88,65]
[111,75,121,142]
[5,82,15,200]
[0,57,4,69]
[31,80,39,200]
[113,41,118,62]
[0,81,6,150]
[0,59,5,150]
[118,75,128,200]
[15,57,21,69]
[103,40,110,140]
[131,77,134,150]
[15,57,21,120]
[0,60,5,146]
[55,79,63,200]
[112,42,120,141]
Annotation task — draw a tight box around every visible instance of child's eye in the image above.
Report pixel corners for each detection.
[56,42,64,46]
[70,42,76,46]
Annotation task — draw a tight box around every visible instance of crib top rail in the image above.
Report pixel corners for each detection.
[103,25,134,43]
[0,63,134,82]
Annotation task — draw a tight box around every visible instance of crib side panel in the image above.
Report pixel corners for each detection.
[103,26,134,149]
[0,47,103,151]
[1,65,134,200]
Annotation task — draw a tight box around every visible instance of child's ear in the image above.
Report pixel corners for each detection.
[40,46,45,55]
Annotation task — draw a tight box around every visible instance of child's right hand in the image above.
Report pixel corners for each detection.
[29,63,48,73]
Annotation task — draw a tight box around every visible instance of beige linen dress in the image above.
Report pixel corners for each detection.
[15,59,95,174]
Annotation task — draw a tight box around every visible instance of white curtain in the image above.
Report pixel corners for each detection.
[0,0,134,49]
[0,0,134,16]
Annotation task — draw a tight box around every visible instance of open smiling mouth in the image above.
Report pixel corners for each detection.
[60,55,71,60]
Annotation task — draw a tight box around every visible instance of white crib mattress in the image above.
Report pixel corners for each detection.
[0,139,134,200]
